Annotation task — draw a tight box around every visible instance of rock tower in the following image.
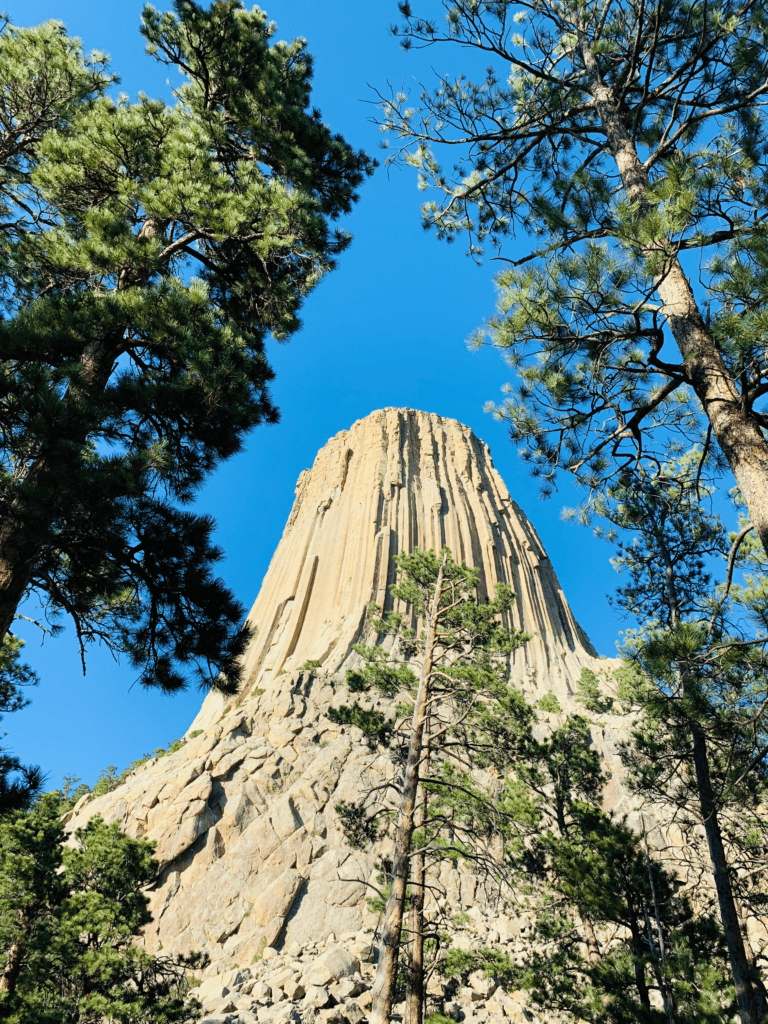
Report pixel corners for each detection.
[65,409,615,1019]
[233,406,595,702]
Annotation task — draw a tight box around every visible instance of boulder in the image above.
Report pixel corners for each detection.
[302,984,332,1009]
[305,945,360,987]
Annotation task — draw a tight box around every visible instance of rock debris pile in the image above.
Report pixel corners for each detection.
[195,922,543,1024]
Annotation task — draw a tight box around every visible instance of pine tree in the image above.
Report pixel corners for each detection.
[579,460,768,1024]
[0,794,205,1021]
[326,548,531,1024]
[381,0,768,559]
[445,711,734,1024]
[0,635,41,812]
[0,3,373,692]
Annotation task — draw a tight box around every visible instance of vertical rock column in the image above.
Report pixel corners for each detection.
[233,407,596,704]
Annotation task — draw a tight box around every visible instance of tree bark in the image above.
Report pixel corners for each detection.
[690,725,762,1024]
[0,930,24,997]
[577,42,765,1021]
[370,555,445,1024]
[579,36,768,560]
[628,917,653,1011]
[581,913,601,965]
[0,332,121,641]
[405,797,426,1024]
[406,731,431,1024]
[740,906,768,1020]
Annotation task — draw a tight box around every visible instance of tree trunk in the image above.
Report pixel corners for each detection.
[405,806,426,1024]
[406,747,430,1024]
[632,451,762,1022]
[0,333,121,641]
[579,36,768,560]
[580,913,601,964]
[690,726,762,1024]
[628,918,652,1011]
[0,930,24,996]
[370,556,446,1024]
[642,826,676,1024]
[740,906,768,1020]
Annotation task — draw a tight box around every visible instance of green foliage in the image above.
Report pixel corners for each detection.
[0,634,37,716]
[0,635,42,811]
[383,5,768,1009]
[509,715,604,839]
[91,765,120,798]
[526,808,732,1023]
[585,460,768,934]
[382,0,768,523]
[0,795,205,1021]
[335,546,535,1022]
[365,876,392,917]
[536,691,562,714]
[424,1014,455,1024]
[345,647,418,697]
[336,799,381,850]
[576,667,615,716]
[0,3,373,690]
[301,659,321,671]
[188,729,203,739]
[57,735,188,808]
[327,703,392,747]
[493,715,735,1023]
[335,548,532,861]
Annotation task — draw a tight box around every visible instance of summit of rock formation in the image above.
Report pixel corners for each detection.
[230,407,596,704]
[65,408,622,1023]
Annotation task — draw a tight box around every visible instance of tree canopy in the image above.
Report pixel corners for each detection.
[381,0,768,554]
[0,1,373,693]
[0,794,205,1021]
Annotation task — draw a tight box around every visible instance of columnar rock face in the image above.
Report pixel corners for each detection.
[64,409,618,1019]
[232,407,595,705]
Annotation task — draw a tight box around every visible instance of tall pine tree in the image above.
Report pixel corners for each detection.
[324,548,531,1024]
[0,2,372,692]
[382,0,768,558]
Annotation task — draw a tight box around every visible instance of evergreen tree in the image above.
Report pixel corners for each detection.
[578,460,768,1023]
[0,793,205,1022]
[326,548,531,1024]
[381,0,768,559]
[444,711,733,1023]
[0,635,41,813]
[0,3,373,691]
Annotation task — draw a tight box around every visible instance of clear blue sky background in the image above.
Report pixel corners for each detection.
[8,0,626,792]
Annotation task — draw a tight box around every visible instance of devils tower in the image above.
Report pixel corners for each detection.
[233,407,595,697]
[64,409,613,1019]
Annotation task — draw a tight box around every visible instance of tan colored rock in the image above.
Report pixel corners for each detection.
[305,945,359,987]
[283,977,306,1001]
[469,971,497,998]
[227,408,598,699]
[250,870,304,928]
[64,408,616,978]
[302,984,332,1009]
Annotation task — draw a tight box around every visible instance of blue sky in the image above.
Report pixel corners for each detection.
[8,0,626,792]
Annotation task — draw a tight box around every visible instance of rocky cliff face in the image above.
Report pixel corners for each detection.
[64,409,623,1023]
